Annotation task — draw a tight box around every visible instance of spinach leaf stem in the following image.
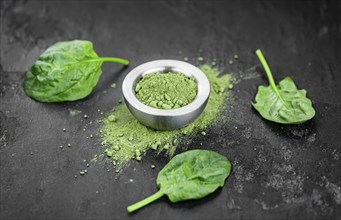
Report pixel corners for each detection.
[127,190,164,213]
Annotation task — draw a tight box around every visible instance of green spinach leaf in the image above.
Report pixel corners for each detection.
[127,149,231,212]
[23,40,129,102]
[252,49,315,124]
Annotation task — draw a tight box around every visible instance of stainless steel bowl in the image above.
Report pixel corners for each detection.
[122,59,210,130]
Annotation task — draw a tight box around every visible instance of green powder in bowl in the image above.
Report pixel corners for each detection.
[99,65,234,170]
[135,72,198,110]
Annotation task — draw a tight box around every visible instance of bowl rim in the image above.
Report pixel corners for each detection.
[122,59,210,117]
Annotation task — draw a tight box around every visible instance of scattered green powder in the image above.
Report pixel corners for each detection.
[197,57,204,61]
[100,65,233,169]
[135,72,197,110]
[69,109,82,116]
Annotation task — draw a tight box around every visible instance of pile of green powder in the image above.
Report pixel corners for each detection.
[135,72,197,109]
[99,65,233,168]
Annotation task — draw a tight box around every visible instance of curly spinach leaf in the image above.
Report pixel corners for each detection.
[252,49,315,124]
[23,40,128,102]
[127,150,231,212]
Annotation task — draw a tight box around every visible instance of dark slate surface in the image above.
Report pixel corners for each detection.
[1,0,340,219]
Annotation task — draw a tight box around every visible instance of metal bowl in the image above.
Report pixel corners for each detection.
[122,59,210,130]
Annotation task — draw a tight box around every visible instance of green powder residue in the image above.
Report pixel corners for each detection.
[135,72,197,109]
[111,83,117,89]
[69,109,82,116]
[100,65,233,169]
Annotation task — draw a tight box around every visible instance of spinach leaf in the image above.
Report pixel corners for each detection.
[252,49,315,124]
[23,40,129,102]
[127,149,231,212]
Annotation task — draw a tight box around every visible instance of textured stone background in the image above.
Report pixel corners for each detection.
[0,0,340,219]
